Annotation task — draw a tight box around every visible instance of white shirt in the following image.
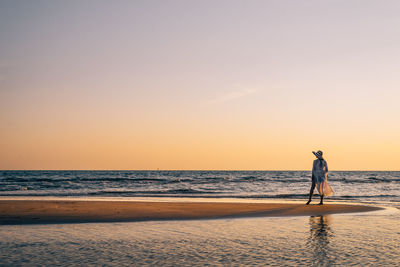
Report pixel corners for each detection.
[312,159,328,183]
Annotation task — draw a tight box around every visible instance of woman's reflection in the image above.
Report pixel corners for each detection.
[308,215,334,266]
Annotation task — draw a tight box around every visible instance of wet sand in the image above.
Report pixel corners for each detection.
[0,200,382,224]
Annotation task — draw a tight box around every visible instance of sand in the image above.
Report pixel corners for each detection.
[0,199,382,224]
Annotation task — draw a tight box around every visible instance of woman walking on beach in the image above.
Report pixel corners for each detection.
[306,150,333,205]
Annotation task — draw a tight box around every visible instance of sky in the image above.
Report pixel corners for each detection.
[1,0,400,170]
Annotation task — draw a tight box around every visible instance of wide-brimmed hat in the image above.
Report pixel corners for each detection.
[312,150,323,158]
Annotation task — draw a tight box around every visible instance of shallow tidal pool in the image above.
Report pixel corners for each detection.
[1,206,399,266]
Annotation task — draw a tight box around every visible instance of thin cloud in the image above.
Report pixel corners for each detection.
[208,88,258,104]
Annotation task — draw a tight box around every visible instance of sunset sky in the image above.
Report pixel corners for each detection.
[1,0,400,170]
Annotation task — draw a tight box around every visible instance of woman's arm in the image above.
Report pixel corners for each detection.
[325,161,329,175]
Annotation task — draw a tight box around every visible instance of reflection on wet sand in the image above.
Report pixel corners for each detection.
[308,215,335,266]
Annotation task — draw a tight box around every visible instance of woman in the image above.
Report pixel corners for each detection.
[306,150,333,205]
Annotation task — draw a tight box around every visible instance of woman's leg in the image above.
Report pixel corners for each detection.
[319,182,325,205]
[319,194,324,205]
[306,181,316,205]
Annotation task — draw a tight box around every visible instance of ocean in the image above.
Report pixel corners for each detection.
[1,170,400,207]
[1,170,400,266]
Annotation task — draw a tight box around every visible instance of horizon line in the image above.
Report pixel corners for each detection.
[1,169,400,172]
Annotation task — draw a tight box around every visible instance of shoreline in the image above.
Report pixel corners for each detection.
[0,199,383,225]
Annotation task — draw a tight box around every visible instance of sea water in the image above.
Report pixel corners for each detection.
[1,171,400,266]
[1,170,400,207]
[0,210,399,266]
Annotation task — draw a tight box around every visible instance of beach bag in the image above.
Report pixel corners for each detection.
[324,180,334,197]
[316,176,334,197]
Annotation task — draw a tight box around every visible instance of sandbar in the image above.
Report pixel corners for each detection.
[0,199,382,224]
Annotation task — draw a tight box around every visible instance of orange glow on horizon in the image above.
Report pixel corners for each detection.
[1,1,400,170]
